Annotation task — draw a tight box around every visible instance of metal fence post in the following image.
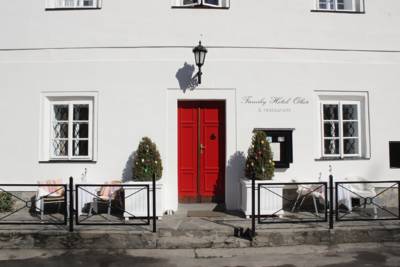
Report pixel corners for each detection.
[329,175,334,229]
[251,174,256,237]
[69,176,74,232]
[398,182,400,220]
[152,173,157,233]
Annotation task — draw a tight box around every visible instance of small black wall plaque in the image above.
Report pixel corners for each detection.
[389,141,400,168]
[254,128,294,168]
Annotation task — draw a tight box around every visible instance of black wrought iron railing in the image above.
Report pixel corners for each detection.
[335,181,400,222]
[0,183,68,225]
[0,174,157,233]
[249,175,400,236]
[256,182,328,224]
[73,174,157,232]
[75,183,150,226]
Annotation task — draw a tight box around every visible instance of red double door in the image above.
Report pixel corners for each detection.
[178,101,225,203]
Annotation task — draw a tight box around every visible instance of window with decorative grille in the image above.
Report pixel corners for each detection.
[46,0,101,9]
[173,0,229,8]
[316,0,364,12]
[51,101,93,160]
[321,101,361,158]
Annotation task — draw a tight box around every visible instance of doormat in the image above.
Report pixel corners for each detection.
[187,210,226,217]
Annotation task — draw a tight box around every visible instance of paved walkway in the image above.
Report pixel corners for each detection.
[1,243,400,267]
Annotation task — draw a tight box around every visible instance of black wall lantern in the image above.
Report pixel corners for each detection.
[193,41,208,84]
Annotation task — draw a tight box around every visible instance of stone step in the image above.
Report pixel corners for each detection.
[0,224,399,249]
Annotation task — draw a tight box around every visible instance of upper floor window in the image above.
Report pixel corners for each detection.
[173,0,230,8]
[316,0,364,12]
[46,0,102,9]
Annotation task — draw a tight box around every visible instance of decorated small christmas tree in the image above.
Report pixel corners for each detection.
[245,131,275,180]
[132,137,163,181]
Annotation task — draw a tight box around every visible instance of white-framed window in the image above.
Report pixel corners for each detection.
[316,91,370,160]
[316,0,364,12]
[172,0,230,8]
[39,92,98,162]
[46,0,102,9]
[51,101,93,160]
[321,101,361,157]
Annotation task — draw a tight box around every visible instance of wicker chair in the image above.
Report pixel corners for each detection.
[36,179,65,220]
[89,180,123,215]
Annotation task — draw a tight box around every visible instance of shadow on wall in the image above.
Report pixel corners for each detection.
[226,151,246,209]
[175,62,198,92]
[122,152,136,182]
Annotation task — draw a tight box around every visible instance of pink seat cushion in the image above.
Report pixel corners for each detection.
[98,180,121,200]
[38,178,64,197]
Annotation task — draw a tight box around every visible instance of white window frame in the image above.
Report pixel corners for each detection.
[46,0,102,9]
[320,100,362,158]
[50,100,93,160]
[172,0,229,8]
[39,92,98,162]
[315,0,364,12]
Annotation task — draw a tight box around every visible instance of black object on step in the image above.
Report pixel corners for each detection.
[234,227,255,241]
[242,227,255,241]
[233,227,244,237]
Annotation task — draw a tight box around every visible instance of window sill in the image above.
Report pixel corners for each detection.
[315,157,370,161]
[45,7,101,11]
[311,9,364,14]
[39,160,97,164]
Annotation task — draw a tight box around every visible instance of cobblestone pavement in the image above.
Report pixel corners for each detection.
[0,242,399,267]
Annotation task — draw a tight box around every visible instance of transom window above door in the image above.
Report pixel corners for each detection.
[315,0,364,12]
[172,0,230,8]
[46,0,102,9]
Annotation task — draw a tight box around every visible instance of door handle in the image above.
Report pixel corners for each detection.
[200,144,205,153]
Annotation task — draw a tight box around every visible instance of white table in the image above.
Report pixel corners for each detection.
[336,184,353,211]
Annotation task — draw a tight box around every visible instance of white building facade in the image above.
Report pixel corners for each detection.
[0,0,399,212]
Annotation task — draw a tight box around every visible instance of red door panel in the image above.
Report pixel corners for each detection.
[200,102,225,202]
[178,102,198,200]
[178,101,225,203]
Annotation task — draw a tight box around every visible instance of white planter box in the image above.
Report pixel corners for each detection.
[123,180,163,220]
[241,178,284,218]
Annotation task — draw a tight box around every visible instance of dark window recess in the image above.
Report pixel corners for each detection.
[389,142,400,168]
[255,129,294,168]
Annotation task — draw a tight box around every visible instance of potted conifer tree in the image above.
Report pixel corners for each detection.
[124,137,163,220]
[245,131,275,180]
[241,131,283,217]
